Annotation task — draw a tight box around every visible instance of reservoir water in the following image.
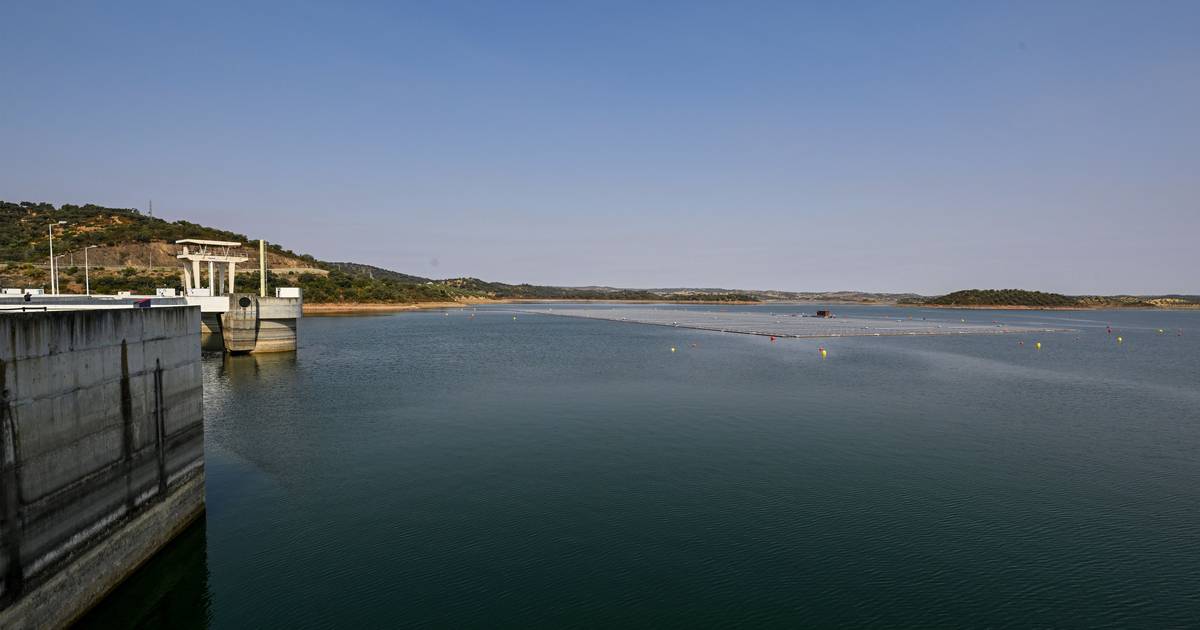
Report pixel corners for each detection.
[81,304,1200,628]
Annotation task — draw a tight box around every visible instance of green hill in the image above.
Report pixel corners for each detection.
[923,289,1080,307]
[323,262,432,284]
[911,289,1182,308]
[6,202,1195,308]
[1,200,756,304]
[0,200,312,264]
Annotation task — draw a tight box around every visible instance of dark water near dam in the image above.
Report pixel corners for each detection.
[81,304,1200,628]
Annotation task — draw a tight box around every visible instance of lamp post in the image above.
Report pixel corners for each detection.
[48,221,66,294]
[55,255,68,294]
[84,245,98,295]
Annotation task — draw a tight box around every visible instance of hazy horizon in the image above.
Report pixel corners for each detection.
[3,1,1197,295]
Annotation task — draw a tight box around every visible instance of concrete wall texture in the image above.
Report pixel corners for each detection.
[220,294,301,353]
[0,307,205,629]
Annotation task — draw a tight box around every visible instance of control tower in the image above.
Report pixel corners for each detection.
[176,239,249,296]
[175,238,302,353]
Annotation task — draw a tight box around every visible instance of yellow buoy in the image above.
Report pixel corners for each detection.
[512,316,517,320]
[1158,329,1165,334]
[1035,341,1041,350]
[1117,336,1123,343]
[671,347,676,353]
[819,348,827,358]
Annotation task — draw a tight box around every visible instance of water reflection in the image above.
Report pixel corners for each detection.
[207,350,304,479]
[75,518,211,629]
[218,351,298,381]
[78,308,1200,627]
[200,333,224,353]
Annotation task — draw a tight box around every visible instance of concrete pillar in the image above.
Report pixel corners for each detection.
[182,266,192,291]
[259,239,266,298]
[191,260,201,290]
[228,262,236,294]
[217,265,226,295]
[208,261,215,292]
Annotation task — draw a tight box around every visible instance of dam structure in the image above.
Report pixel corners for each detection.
[0,305,204,629]
[176,239,302,353]
[524,307,1068,338]
[0,294,188,311]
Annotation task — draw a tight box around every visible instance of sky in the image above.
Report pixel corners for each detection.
[2,1,1197,295]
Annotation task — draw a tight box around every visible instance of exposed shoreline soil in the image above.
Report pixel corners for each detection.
[302,298,761,314]
[303,299,1199,315]
[899,304,1200,311]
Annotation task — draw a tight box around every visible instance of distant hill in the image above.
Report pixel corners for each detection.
[0,200,757,303]
[324,262,432,284]
[921,289,1081,307]
[438,278,759,301]
[908,289,1199,309]
[0,200,316,268]
[6,201,1191,307]
[736,290,923,303]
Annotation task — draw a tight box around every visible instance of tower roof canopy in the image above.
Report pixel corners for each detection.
[176,238,242,247]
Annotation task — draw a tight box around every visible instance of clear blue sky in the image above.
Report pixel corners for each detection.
[3,1,1197,294]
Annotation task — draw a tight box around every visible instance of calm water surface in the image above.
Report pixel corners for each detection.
[82,305,1200,628]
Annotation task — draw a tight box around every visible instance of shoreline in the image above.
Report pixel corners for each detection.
[302,298,761,315]
[303,299,496,314]
[898,303,1200,311]
[302,299,1200,315]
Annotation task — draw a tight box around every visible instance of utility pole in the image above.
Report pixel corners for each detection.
[148,201,154,272]
[48,223,55,294]
[84,245,97,295]
[48,220,65,294]
[259,239,267,297]
[55,255,67,293]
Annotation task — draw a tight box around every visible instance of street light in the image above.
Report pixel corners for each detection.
[48,221,66,294]
[84,245,98,295]
[55,255,68,294]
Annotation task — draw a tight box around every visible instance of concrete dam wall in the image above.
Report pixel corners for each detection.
[0,307,205,629]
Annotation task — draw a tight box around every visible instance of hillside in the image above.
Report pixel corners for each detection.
[1,200,758,304]
[920,289,1081,307]
[907,289,1199,309]
[0,200,316,268]
[8,201,1191,308]
[324,262,431,284]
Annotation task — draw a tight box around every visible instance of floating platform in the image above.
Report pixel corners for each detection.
[522,307,1067,339]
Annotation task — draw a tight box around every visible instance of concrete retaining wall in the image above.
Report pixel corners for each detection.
[0,307,205,629]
